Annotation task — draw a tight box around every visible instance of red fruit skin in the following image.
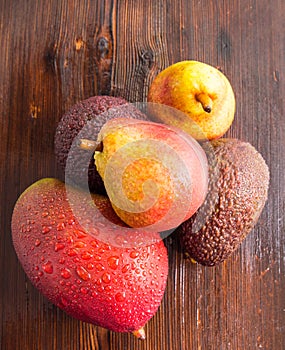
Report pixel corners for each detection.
[11,178,168,333]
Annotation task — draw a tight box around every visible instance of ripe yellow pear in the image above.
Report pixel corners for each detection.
[147,60,235,140]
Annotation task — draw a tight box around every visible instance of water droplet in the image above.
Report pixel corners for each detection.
[42,261,53,274]
[42,212,49,218]
[95,263,105,272]
[57,223,65,231]
[93,255,102,261]
[38,271,43,277]
[76,266,91,281]
[124,274,131,281]
[42,226,50,234]
[130,251,139,259]
[59,257,65,264]
[66,236,74,244]
[54,242,65,252]
[135,268,141,274]
[81,251,93,260]
[90,240,99,248]
[35,239,41,247]
[105,285,112,293]
[80,287,88,294]
[97,286,104,293]
[73,241,86,248]
[87,263,94,270]
[61,268,71,279]
[89,228,99,236]
[60,296,69,307]
[68,219,75,225]
[58,213,65,219]
[67,248,78,257]
[95,278,102,286]
[115,292,126,302]
[115,235,128,245]
[107,256,119,270]
[122,264,131,273]
[102,272,111,284]
[74,229,87,238]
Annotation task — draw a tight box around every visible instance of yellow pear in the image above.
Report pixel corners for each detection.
[147,60,235,140]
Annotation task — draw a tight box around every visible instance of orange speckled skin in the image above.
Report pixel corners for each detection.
[11,179,168,334]
[95,118,208,231]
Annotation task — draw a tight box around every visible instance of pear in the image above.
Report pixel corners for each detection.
[11,178,168,338]
[95,117,208,233]
[147,60,235,140]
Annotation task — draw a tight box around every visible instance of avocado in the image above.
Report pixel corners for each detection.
[54,96,148,194]
[178,138,269,266]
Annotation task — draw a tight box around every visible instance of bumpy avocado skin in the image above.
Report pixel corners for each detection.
[54,96,148,194]
[179,138,269,266]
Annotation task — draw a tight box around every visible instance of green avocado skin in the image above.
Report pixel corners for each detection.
[179,138,269,266]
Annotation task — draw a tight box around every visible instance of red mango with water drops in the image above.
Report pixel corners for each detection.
[11,178,168,338]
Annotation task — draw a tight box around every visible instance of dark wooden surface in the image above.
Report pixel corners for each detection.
[1,1,284,349]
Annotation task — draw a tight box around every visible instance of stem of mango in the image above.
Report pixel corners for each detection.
[132,327,146,340]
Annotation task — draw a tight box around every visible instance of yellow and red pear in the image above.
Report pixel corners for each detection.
[95,118,208,232]
[147,60,235,140]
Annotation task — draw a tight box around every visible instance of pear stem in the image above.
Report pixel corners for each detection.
[132,327,146,340]
[79,139,103,152]
[196,93,213,113]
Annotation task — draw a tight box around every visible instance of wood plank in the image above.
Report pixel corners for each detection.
[0,0,284,349]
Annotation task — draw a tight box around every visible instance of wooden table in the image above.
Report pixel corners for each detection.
[1,1,284,349]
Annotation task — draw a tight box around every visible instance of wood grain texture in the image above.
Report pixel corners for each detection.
[1,0,284,349]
